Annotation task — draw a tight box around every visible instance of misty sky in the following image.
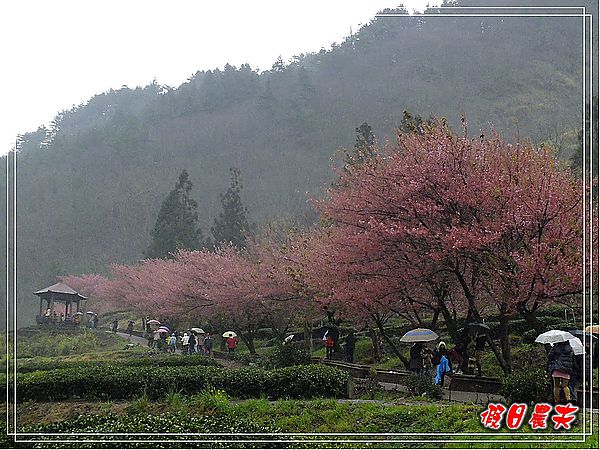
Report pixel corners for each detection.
[0,0,439,155]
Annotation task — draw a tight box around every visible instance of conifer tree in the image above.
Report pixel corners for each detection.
[211,168,252,249]
[344,122,376,170]
[145,170,204,259]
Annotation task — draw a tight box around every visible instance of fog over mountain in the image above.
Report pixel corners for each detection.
[3,2,597,327]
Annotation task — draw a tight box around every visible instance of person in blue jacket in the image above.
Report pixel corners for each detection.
[434,341,452,386]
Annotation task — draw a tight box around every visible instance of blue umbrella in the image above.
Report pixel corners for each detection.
[400,328,439,343]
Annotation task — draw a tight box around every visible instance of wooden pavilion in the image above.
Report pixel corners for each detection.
[34,282,87,326]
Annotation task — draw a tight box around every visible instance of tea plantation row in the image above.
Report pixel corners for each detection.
[16,364,349,401]
[16,354,220,373]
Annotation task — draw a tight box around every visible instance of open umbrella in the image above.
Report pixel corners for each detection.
[584,325,600,334]
[568,337,585,355]
[284,334,295,343]
[535,330,575,345]
[86,311,95,315]
[466,322,491,333]
[74,311,84,316]
[190,328,205,334]
[222,331,237,338]
[568,330,599,342]
[400,328,439,343]
[147,319,160,325]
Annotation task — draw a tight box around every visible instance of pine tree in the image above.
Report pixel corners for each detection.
[145,170,204,259]
[344,122,376,169]
[211,168,252,249]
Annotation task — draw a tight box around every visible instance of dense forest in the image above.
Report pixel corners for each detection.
[2,1,598,327]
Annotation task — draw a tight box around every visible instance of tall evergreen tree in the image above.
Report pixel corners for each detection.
[211,168,252,249]
[145,170,204,259]
[344,122,376,169]
[570,96,599,199]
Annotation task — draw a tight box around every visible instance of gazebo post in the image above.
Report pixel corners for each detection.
[50,293,55,316]
[76,299,80,313]
[38,297,43,316]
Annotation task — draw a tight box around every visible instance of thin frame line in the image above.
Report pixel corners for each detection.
[7,5,595,448]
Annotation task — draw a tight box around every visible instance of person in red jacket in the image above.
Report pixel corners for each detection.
[226,336,238,355]
[325,334,334,360]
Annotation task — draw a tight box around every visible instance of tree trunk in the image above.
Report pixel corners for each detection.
[370,329,381,362]
[438,299,459,342]
[376,320,409,368]
[241,332,257,354]
[517,302,545,334]
[303,320,313,355]
[429,307,440,330]
[485,334,508,375]
[497,304,512,374]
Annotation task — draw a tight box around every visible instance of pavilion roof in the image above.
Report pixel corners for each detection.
[34,282,88,300]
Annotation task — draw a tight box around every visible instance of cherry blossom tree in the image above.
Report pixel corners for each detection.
[312,121,590,372]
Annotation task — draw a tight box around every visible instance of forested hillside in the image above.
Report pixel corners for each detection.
[3,3,596,326]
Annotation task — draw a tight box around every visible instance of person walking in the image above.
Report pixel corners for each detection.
[474,333,487,377]
[325,334,335,360]
[168,333,177,354]
[181,332,190,354]
[422,346,434,377]
[409,342,425,374]
[434,341,452,386]
[569,351,582,405]
[188,332,197,355]
[204,333,213,357]
[147,331,154,348]
[343,332,357,363]
[111,319,118,333]
[547,340,575,404]
[153,329,161,350]
[227,335,238,356]
[126,320,134,336]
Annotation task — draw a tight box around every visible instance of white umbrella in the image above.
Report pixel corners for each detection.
[400,328,439,343]
[74,312,84,316]
[86,311,95,315]
[569,337,585,355]
[535,330,575,345]
[222,331,237,338]
[284,334,294,343]
[190,327,205,334]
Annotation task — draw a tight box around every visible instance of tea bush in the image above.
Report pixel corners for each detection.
[268,343,311,368]
[17,353,220,373]
[501,368,550,404]
[16,364,349,401]
[406,373,443,400]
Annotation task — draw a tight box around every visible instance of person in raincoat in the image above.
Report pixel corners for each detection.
[181,332,190,354]
[434,341,452,386]
[547,340,575,404]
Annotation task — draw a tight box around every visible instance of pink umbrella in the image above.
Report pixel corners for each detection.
[147,319,160,325]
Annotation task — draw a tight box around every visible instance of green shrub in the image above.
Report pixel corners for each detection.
[22,411,279,435]
[269,343,311,368]
[266,365,349,399]
[16,353,220,373]
[190,388,231,413]
[406,374,443,400]
[16,364,349,402]
[501,369,550,404]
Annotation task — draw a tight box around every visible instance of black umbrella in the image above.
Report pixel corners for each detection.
[466,322,491,333]
[568,329,599,342]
